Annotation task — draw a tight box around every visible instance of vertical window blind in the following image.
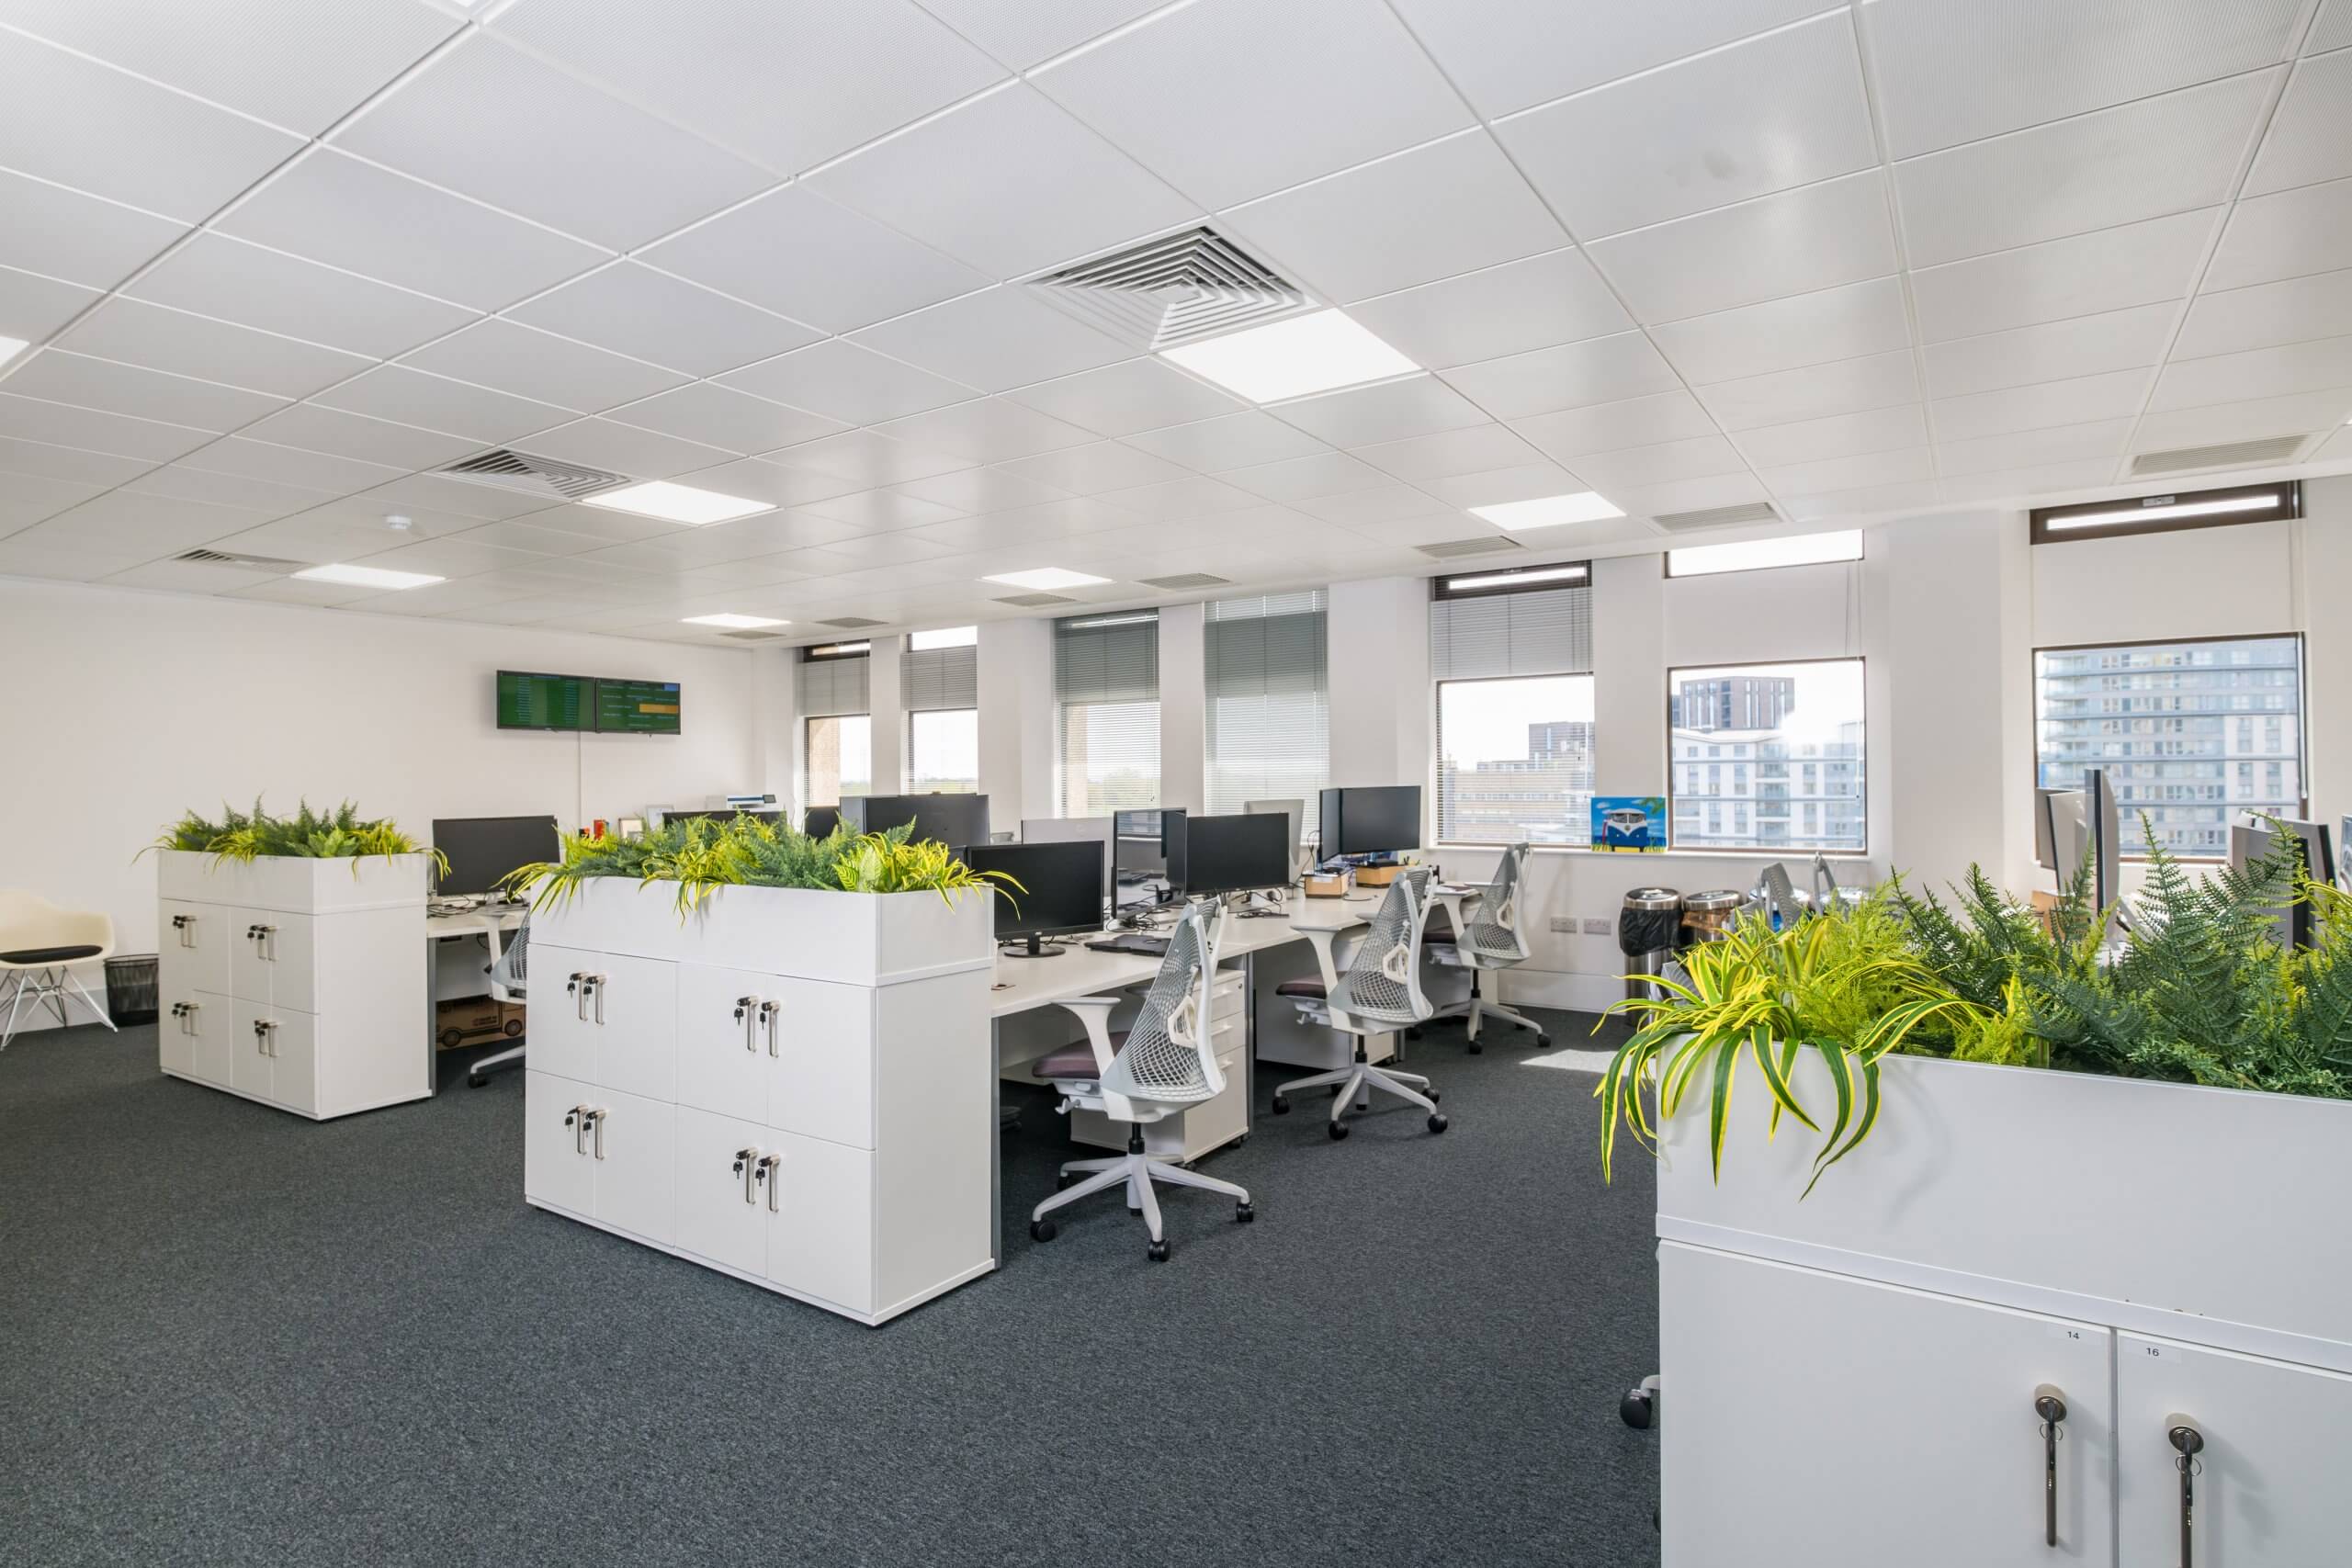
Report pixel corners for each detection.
[1204,589,1329,819]
[1430,580,1597,847]
[1054,610,1159,816]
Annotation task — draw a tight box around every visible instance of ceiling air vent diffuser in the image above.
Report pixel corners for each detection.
[2128,435,2308,477]
[818,616,887,628]
[1418,536,1523,561]
[1031,227,1313,350]
[174,547,304,569]
[718,629,786,641]
[994,592,1078,608]
[1651,501,1781,532]
[436,448,630,502]
[1136,572,1232,591]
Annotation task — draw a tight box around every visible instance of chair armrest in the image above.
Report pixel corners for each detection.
[1050,995,1124,1076]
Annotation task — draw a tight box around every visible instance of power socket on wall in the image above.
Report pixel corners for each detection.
[1547,915,1576,933]
[1582,918,1611,935]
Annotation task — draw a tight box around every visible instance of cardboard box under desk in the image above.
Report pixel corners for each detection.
[435,994,526,1050]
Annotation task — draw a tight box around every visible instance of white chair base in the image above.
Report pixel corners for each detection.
[466,1042,525,1087]
[0,966,119,1050]
[1028,1132,1252,1259]
[1272,1051,1449,1139]
[1429,980,1549,1051]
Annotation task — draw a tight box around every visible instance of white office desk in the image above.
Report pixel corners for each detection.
[422,904,525,1094]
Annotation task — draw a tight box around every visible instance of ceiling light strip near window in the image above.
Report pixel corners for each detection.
[1666,530,1863,578]
[2029,481,2301,543]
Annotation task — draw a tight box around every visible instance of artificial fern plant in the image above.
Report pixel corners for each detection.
[148,798,446,879]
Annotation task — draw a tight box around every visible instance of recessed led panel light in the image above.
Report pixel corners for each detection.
[0,335,28,368]
[2045,493,2281,531]
[1159,310,1419,403]
[682,613,789,629]
[1442,564,1590,592]
[582,481,775,525]
[291,563,446,591]
[982,568,1112,591]
[1667,530,1863,578]
[1469,492,1625,531]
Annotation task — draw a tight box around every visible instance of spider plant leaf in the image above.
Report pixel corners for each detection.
[1805,1055,1883,1199]
[1750,1025,1817,1138]
[1706,1036,1740,1182]
[1806,1038,1857,1194]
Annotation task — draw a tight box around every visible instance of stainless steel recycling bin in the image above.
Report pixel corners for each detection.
[1680,888,1744,946]
[1619,887,1681,1003]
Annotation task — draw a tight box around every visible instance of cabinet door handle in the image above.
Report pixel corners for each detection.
[590,976,607,1026]
[571,972,587,1020]
[757,1153,781,1212]
[2167,1414,2203,1568]
[2033,1385,2067,1548]
[760,1000,780,1056]
[737,995,758,1051]
[589,1108,606,1161]
[565,1105,585,1156]
[733,1146,759,1204]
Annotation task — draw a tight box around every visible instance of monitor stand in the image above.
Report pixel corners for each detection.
[999,934,1064,958]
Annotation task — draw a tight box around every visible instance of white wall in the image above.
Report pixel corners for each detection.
[3,577,763,1018]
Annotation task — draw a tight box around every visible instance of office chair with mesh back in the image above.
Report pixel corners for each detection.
[1028,902,1253,1261]
[467,912,528,1088]
[1426,842,1549,1053]
[1271,868,1448,1138]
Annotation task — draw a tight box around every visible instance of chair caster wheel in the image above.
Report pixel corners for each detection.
[1235,1202,1254,1224]
[467,1073,488,1088]
[1425,1087,1440,1103]
[1407,1027,1422,1041]
[1535,1034,1553,1048]
[1148,1239,1170,1262]
[1329,1084,1343,1097]
[1270,1094,1290,1115]
[1029,1218,1057,1243]
[1327,1120,1350,1141]
[1428,1113,1449,1133]
[1466,1041,1483,1055]
[1620,1387,1655,1429]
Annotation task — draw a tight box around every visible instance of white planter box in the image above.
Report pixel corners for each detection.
[153,848,427,912]
[1657,1052,2352,1369]
[532,875,993,986]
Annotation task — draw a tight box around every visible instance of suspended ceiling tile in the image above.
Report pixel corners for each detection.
[1510,389,1720,460]
[0,166,188,290]
[310,364,573,446]
[175,434,408,495]
[489,0,1005,175]
[1385,0,1828,119]
[1936,459,2129,507]
[0,0,463,136]
[1694,350,1921,432]
[217,150,606,311]
[1031,0,1472,209]
[1907,208,2218,341]
[520,416,739,480]
[0,265,103,346]
[1753,444,1934,495]
[1932,416,2134,476]
[2149,336,2352,412]
[398,317,686,414]
[913,0,1167,69]
[4,349,287,431]
[2203,176,2352,291]
[604,382,849,457]
[1928,367,2155,443]
[718,341,977,429]
[1498,13,1874,240]
[1439,332,1683,422]
[1893,72,2273,266]
[1347,249,1634,372]
[763,428,975,487]
[1920,303,2177,400]
[124,232,479,360]
[2244,46,2352,196]
[1122,411,1331,473]
[1414,460,1588,509]
[0,390,215,462]
[639,186,988,335]
[1350,423,1544,483]
[1001,358,1247,440]
[334,32,775,251]
[2173,268,2352,359]
[1269,377,1490,447]
[238,401,478,470]
[0,433,155,487]
[1731,402,1928,468]
[848,287,1130,393]
[1863,0,2304,158]
[873,399,1102,465]
[1225,130,1566,304]
[662,457,868,511]
[805,83,1197,280]
[118,463,342,518]
[0,28,304,220]
[503,262,820,378]
[1563,434,1749,491]
[54,297,375,400]
[1216,450,1394,504]
[1585,171,1897,323]
[887,467,1077,515]
[1650,276,1911,386]
[0,471,104,536]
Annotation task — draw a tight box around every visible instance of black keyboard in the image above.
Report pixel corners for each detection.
[1087,933,1170,958]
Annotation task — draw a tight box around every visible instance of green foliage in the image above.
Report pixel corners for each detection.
[147,798,446,879]
[1597,818,2352,1193]
[505,812,1018,919]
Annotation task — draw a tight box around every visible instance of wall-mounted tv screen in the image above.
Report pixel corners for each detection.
[594,678,682,736]
[497,670,591,731]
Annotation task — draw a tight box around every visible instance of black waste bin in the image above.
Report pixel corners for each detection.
[104,953,159,1026]
[1619,888,1680,1003]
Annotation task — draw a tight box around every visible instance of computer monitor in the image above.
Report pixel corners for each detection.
[1244,797,1307,874]
[2035,787,2088,876]
[804,805,842,838]
[1021,817,1114,900]
[1157,808,1192,896]
[962,840,1104,958]
[2232,814,2335,948]
[841,793,991,852]
[2084,768,2120,926]
[1318,785,1422,860]
[1114,809,1166,879]
[432,815,560,900]
[1179,813,1293,898]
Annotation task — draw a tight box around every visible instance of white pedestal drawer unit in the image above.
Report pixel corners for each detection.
[524,877,995,1326]
[1653,1054,2352,1568]
[155,851,428,1119]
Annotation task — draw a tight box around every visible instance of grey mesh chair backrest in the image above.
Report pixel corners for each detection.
[1461,843,1531,964]
[1100,902,1224,1109]
[1331,868,1432,1027]
[489,912,528,1002]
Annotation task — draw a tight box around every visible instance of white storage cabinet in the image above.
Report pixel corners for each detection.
[155,851,427,1119]
[1653,1054,2352,1567]
[525,877,995,1326]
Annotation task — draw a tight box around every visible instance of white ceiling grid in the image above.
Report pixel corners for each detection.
[0,0,2342,646]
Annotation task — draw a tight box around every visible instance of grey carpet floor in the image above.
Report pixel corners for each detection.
[0,1010,1657,1568]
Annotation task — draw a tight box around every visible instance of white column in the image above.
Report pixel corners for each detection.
[2296,478,2352,836]
[1158,602,1206,813]
[978,617,1053,834]
[1327,576,1429,790]
[867,637,904,795]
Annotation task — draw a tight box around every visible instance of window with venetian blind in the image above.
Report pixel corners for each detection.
[1429,564,1595,847]
[1054,610,1159,816]
[1204,589,1328,823]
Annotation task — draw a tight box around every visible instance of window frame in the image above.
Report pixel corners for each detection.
[1664,654,1871,857]
[802,711,872,808]
[2030,629,2308,863]
[1431,669,1600,850]
[904,705,979,795]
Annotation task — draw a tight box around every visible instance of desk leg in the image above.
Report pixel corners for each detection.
[1241,951,1255,1134]
[989,1016,1004,1269]
[422,936,438,1098]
